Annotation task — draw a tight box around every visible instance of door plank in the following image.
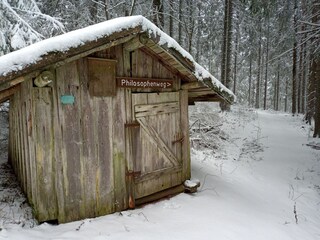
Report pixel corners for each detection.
[135,102,179,118]
[136,117,179,166]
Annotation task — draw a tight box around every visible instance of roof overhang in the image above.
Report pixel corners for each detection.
[0,16,235,104]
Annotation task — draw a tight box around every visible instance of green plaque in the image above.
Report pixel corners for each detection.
[60,95,75,105]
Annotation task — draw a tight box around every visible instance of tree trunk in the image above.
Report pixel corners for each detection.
[195,3,201,62]
[311,0,320,137]
[291,0,298,115]
[285,77,288,112]
[129,0,137,16]
[178,0,183,44]
[169,0,174,37]
[275,62,280,111]
[248,54,252,107]
[186,0,195,55]
[104,0,109,20]
[313,58,320,137]
[255,19,262,109]
[263,16,270,110]
[220,0,233,111]
[152,0,164,29]
[233,20,239,95]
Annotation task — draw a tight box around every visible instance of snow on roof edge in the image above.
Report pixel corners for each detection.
[0,16,145,78]
[0,15,235,102]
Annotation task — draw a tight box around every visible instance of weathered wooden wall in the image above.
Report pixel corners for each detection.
[9,43,190,223]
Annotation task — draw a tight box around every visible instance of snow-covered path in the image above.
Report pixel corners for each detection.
[0,106,319,240]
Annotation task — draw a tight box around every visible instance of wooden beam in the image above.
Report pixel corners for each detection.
[123,33,149,52]
[0,85,20,103]
[124,36,144,52]
[188,91,216,98]
[181,81,205,90]
[189,96,221,102]
[135,184,184,206]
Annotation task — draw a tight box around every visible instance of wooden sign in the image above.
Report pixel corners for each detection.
[116,77,173,89]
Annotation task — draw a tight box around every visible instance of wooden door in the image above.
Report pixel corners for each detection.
[130,92,183,199]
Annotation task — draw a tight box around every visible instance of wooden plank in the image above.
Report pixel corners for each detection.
[135,165,182,183]
[95,97,114,216]
[136,117,179,166]
[88,58,117,97]
[61,62,83,222]
[20,81,29,197]
[125,88,136,209]
[16,91,23,184]
[51,66,67,223]
[33,87,58,222]
[181,81,205,90]
[115,45,124,76]
[77,58,96,219]
[135,184,184,206]
[135,102,179,118]
[25,79,36,208]
[0,85,20,103]
[180,90,191,180]
[112,88,127,212]
[124,36,144,52]
[188,96,221,102]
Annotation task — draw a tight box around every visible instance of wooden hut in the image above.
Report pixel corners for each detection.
[0,16,235,223]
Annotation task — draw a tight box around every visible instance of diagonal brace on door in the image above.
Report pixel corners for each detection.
[136,117,180,166]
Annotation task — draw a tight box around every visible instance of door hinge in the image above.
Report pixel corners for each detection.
[126,170,141,178]
[125,121,140,128]
[172,136,184,144]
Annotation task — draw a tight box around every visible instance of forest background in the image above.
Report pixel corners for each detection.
[1,0,319,137]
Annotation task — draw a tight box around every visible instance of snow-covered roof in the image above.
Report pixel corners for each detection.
[0,15,235,103]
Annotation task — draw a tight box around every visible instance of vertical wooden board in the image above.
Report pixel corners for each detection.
[95,97,114,215]
[14,96,19,177]
[25,80,37,207]
[20,80,31,198]
[106,46,117,59]
[8,97,12,165]
[152,57,160,78]
[180,90,191,180]
[58,62,83,222]
[8,96,15,169]
[147,92,180,163]
[136,49,143,78]
[9,96,15,171]
[16,91,22,183]
[123,48,131,77]
[138,50,153,78]
[18,94,26,193]
[115,45,124,76]
[112,89,127,211]
[77,58,97,219]
[32,87,58,222]
[131,51,137,77]
[131,93,147,173]
[50,67,67,223]
[125,88,135,208]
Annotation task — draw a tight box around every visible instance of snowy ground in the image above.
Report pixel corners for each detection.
[0,103,319,240]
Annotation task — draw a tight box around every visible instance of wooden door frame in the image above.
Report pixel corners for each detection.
[125,90,191,209]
